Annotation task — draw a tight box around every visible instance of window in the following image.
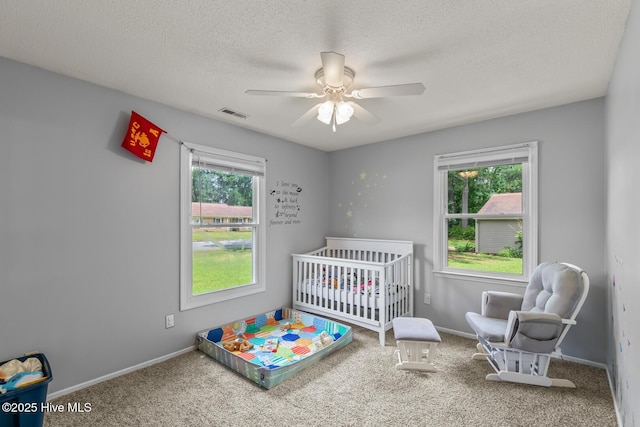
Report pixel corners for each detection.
[180,143,266,310]
[433,142,537,281]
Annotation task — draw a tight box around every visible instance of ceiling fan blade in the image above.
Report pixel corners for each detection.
[291,104,321,127]
[320,51,345,87]
[245,90,322,98]
[350,83,425,99]
[349,102,380,124]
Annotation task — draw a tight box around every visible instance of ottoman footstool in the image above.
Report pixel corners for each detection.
[392,317,441,372]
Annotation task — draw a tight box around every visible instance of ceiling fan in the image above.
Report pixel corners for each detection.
[246,52,425,132]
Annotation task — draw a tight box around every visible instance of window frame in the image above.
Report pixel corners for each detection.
[179,142,266,311]
[433,141,538,283]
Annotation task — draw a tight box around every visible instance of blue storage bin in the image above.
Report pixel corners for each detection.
[0,353,52,427]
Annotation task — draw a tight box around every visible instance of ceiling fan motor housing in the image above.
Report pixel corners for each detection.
[315,66,355,91]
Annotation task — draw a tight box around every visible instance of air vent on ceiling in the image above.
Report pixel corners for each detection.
[219,108,248,119]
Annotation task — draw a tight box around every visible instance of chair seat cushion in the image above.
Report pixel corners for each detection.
[465,311,507,342]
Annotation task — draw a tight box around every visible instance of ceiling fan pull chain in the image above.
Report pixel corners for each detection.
[332,104,337,132]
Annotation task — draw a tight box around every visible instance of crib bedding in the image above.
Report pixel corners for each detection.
[296,280,406,310]
[196,308,353,389]
[301,276,383,295]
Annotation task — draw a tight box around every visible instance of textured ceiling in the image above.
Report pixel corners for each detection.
[0,1,631,151]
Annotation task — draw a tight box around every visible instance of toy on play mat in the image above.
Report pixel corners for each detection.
[261,337,279,353]
[222,334,254,352]
[222,322,254,352]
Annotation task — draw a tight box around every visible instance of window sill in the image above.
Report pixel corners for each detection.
[180,282,266,311]
[433,270,528,288]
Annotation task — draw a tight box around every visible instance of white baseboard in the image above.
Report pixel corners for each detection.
[434,326,476,340]
[47,346,195,401]
[605,366,623,427]
[560,354,607,370]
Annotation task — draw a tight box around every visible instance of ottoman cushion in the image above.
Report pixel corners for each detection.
[392,317,441,342]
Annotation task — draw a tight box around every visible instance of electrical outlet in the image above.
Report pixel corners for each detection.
[424,293,431,305]
[165,314,175,329]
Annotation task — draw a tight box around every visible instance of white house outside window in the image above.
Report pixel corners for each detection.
[433,141,538,282]
[180,143,266,310]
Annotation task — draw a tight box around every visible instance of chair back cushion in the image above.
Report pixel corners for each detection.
[521,262,584,318]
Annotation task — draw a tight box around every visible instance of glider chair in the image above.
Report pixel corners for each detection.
[465,262,589,388]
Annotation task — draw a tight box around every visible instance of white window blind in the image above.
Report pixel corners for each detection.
[435,142,533,171]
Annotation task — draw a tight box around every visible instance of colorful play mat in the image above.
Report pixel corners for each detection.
[197,308,353,388]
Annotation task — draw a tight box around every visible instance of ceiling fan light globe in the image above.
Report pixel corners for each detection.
[335,101,354,124]
[317,101,334,124]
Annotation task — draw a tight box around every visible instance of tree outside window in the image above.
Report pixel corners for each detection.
[447,164,523,274]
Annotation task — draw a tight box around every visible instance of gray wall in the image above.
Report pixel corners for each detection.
[606,0,640,424]
[0,57,330,393]
[328,99,606,363]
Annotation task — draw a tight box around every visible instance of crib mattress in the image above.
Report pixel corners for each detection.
[196,308,353,389]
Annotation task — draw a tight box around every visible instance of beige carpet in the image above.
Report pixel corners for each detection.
[45,325,617,427]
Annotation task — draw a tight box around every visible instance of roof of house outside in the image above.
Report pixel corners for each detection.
[192,202,252,218]
[477,192,522,214]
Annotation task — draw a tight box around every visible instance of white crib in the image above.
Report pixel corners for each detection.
[292,237,413,346]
